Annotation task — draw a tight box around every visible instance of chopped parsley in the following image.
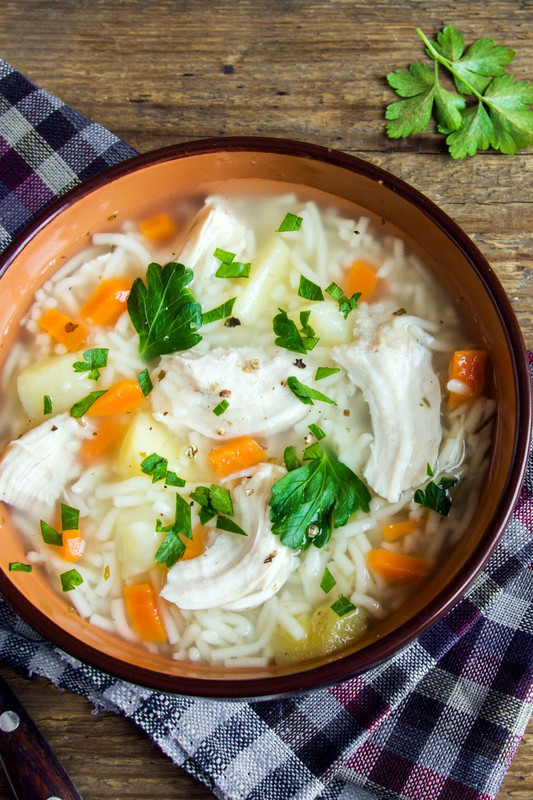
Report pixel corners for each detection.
[273,308,308,355]
[61,503,79,530]
[298,311,319,350]
[60,569,83,592]
[213,399,230,416]
[308,423,326,441]
[320,567,336,593]
[213,248,235,263]
[315,366,340,381]
[154,493,193,567]
[202,297,237,325]
[9,562,32,573]
[286,376,336,406]
[141,452,186,486]
[269,443,370,550]
[278,212,303,232]
[127,262,203,359]
[298,275,324,302]
[331,595,357,617]
[414,477,458,517]
[214,249,251,278]
[215,515,247,536]
[325,282,361,319]
[426,462,434,477]
[283,445,301,472]
[43,395,53,415]
[190,484,246,535]
[40,520,63,546]
[70,390,107,418]
[137,368,153,397]
[72,348,109,380]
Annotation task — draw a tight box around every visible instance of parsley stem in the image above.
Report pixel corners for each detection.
[416,28,490,106]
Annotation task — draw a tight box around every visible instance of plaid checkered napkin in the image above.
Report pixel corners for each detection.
[1,58,532,800]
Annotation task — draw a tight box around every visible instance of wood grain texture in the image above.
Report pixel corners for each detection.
[0,1,531,798]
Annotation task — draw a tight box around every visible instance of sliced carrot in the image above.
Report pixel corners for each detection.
[124,582,167,643]
[61,529,85,562]
[448,349,488,409]
[80,278,131,326]
[208,436,267,477]
[344,258,379,302]
[139,213,177,243]
[80,417,125,464]
[182,526,208,561]
[368,548,430,584]
[86,379,145,416]
[382,519,421,542]
[38,308,88,351]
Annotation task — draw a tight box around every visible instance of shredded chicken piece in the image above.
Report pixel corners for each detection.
[151,347,313,439]
[333,314,442,502]
[0,413,91,517]
[177,202,247,284]
[161,463,298,610]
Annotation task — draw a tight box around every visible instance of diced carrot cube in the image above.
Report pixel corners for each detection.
[345,259,379,302]
[38,309,88,351]
[139,213,177,243]
[208,436,267,477]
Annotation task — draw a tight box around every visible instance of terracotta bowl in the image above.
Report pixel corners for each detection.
[0,138,530,699]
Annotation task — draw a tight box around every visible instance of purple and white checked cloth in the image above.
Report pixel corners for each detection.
[1,58,532,800]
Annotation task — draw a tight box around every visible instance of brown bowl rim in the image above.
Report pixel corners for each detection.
[0,136,530,699]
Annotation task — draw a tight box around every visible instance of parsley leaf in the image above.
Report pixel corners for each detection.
[213,399,229,416]
[215,261,251,279]
[190,484,234,524]
[69,390,107,418]
[215,515,247,536]
[414,477,458,516]
[283,445,301,472]
[137,368,153,397]
[60,569,83,592]
[61,503,79,530]
[269,444,371,550]
[308,423,326,441]
[141,452,185,486]
[325,283,361,319]
[154,530,186,568]
[320,566,336,593]
[286,376,336,406]
[40,520,62,546]
[315,366,340,381]
[9,562,32,573]
[73,348,109,380]
[331,595,357,617]
[278,213,303,232]
[202,297,237,324]
[154,493,193,568]
[273,308,307,354]
[43,395,52,415]
[127,262,203,360]
[298,275,324,302]
[385,25,533,158]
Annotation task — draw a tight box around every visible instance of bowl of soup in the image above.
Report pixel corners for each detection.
[0,138,530,698]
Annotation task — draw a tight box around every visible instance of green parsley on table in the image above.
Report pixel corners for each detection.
[385,25,533,158]
[127,261,203,359]
[269,443,370,550]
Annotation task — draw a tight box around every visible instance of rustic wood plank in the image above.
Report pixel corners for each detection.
[0,1,531,798]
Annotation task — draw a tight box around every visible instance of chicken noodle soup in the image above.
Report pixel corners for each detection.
[0,186,493,667]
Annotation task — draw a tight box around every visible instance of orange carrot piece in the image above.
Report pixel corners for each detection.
[86,379,145,416]
[208,436,267,477]
[124,582,167,643]
[448,349,488,408]
[382,519,421,542]
[61,529,85,562]
[80,417,125,464]
[368,548,430,584]
[345,259,379,303]
[139,213,177,242]
[182,527,208,561]
[38,308,88,351]
[80,278,131,326]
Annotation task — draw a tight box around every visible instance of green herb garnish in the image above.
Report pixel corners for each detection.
[325,283,361,319]
[269,444,370,550]
[9,562,32,573]
[73,348,109,380]
[69,390,107,418]
[190,484,245,534]
[298,275,324,302]
[320,567,336,593]
[137,368,153,397]
[202,297,237,325]
[331,595,357,617]
[127,262,203,360]
[60,569,83,592]
[283,445,301,472]
[215,515,247,536]
[61,503,79,530]
[213,248,236,263]
[213,250,251,279]
[385,25,533,158]
[286,376,336,406]
[141,452,185,486]
[278,213,303,232]
[426,462,434,477]
[308,423,326,441]
[273,308,307,354]
[315,367,340,381]
[298,311,319,350]
[165,471,186,488]
[155,493,193,568]
[43,395,53,415]
[414,477,458,516]
[40,520,63,546]
[213,399,230,416]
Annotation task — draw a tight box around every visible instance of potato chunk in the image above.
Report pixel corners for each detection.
[17,353,94,420]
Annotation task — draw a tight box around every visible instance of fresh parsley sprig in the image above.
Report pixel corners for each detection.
[269,444,370,550]
[414,476,458,517]
[73,348,109,380]
[273,308,319,354]
[127,262,203,360]
[385,25,533,158]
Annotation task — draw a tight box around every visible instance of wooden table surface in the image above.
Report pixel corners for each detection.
[1,1,531,798]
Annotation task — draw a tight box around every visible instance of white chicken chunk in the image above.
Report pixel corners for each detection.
[177,202,247,285]
[161,463,298,610]
[151,348,313,440]
[0,413,91,517]
[332,314,442,502]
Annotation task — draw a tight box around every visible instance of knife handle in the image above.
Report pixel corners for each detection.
[0,675,82,800]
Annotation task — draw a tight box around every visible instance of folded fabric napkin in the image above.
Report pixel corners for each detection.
[0,58,532,800]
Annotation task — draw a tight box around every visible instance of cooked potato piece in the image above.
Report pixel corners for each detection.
[17,353,95,420]
[117,412,185,479]
[114,507,165,580]
[233,236,291,324]
[301,300,354,346]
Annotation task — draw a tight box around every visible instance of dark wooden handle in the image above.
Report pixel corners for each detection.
[0,675,82,800]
